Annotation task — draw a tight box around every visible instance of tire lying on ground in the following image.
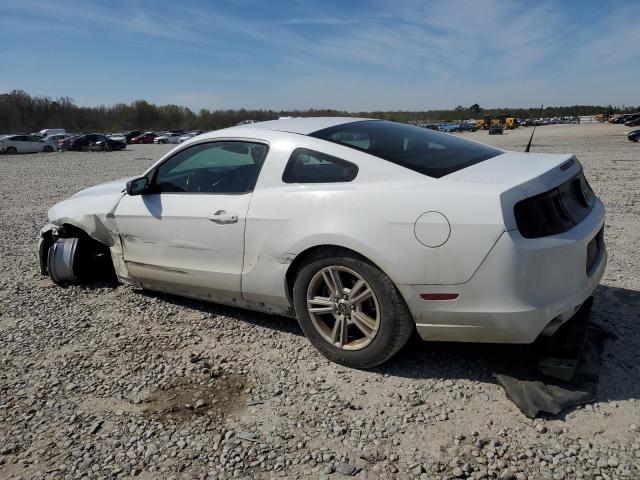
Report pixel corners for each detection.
[293,249,414,369]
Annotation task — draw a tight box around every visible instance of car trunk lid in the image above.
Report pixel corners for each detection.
[445,151,581,197]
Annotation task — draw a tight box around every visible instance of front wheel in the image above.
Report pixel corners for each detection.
[43,145,54,152]
[293,252,413,368]
[6,147,17,154]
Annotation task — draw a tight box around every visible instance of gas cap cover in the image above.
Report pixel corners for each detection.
[414,211,451,248]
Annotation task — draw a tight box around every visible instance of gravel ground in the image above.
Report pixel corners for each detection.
[0,123,639,480]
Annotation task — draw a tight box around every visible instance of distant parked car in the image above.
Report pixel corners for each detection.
[154,131,183,144]
[60,134,112,151]
[628,129,640,142]
[488,124,503,135]
[439,123,461,133]
[123,131,142,143]
[178,130,203,143]
[107,134,127,144]
[90,138,126,151]
[44,133,74,150]
[131,132,157,144]
[624,117,640,127]
[38,128,66,137]
[458,123,477,132]
[0,134,55,153]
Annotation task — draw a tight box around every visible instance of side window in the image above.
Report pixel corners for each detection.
[153,141,268,194]
[282,148,358,184]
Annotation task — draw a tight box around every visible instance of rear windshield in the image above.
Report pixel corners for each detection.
[310,120,502,178]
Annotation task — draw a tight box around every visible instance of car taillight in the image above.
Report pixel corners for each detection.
[514,170,596,238]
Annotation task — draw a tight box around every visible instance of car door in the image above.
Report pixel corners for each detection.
[114,140,269,300]
[27,136,44,152]
[9,135,27,152]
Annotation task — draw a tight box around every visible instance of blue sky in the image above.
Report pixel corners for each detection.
[1,0,638,111]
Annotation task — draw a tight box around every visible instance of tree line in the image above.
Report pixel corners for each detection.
[1,90,638,134]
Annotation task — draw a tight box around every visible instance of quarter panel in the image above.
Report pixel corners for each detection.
[241,134,510,306]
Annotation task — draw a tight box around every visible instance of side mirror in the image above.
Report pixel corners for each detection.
[126,176,149,196]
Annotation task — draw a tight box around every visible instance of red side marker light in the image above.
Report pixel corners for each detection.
[420,293,459,301]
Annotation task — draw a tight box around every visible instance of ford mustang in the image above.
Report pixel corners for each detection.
[39,118,607,368]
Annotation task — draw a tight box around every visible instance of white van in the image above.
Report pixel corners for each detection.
[38,128,66,137]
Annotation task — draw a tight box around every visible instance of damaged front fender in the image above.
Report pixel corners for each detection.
[40,178,132,281]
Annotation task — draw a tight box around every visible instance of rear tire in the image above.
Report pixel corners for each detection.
[293,250,414,369]
[43,145,54,152]
[6,147,17,154]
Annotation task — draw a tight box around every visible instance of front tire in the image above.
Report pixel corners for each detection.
[43,145,54,152]
[6,147,17,154]
[293,251,413,368]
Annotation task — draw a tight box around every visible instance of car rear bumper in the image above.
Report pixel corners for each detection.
[400,200,606,344]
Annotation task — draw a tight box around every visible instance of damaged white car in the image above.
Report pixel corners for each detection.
[39,118,606,368]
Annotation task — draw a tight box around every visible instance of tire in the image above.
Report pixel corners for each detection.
[292,250,414,369]
[6,147,17,154]
[47,238,81,284]
[43,145,54,152]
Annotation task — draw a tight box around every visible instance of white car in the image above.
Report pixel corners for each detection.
[1,134,56,153]
[39,128,66,137]
[154,132,183,144]
[38,118,606,368]
[108,134,127,144]
[179,131,203,143]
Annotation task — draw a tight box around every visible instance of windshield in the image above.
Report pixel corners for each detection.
[310,120,502,178]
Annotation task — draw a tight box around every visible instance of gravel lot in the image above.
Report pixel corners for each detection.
[1,123,638,480]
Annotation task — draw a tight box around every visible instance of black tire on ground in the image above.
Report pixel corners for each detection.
[43,145,54,152]
[6,147,17,154]
[292,250,414,369]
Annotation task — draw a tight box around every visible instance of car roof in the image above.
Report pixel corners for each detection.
[231,117,372,135]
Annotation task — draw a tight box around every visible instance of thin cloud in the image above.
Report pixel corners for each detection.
[0,0,637,110]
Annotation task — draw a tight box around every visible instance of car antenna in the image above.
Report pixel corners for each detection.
[525,104,543,153]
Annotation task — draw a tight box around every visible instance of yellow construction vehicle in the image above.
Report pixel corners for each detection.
[477,114,516,130]
[595,113,605,123]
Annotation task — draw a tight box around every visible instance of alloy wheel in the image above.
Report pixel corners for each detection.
[306,265,380,350]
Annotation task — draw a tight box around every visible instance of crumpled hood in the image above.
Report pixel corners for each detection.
[72,177,133,198]
[48,177,133,244]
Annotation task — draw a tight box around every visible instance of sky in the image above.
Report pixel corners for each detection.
[1,0,638,111]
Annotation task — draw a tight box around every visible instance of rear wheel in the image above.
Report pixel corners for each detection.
[6,147,17,154]
[293,251,413,368]
[43,145,54,152]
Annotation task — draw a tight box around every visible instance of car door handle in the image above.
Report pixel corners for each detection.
[207,210,238,224]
